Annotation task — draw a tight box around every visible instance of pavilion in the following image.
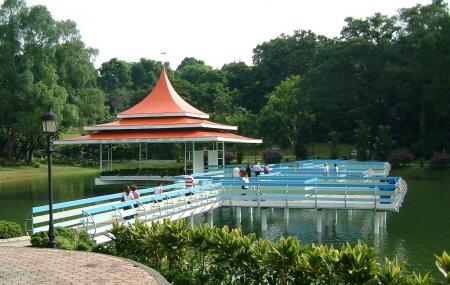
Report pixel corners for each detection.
[55,67,262,175]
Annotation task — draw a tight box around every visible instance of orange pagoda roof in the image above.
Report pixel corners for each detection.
[58,130,261,144]
[118,67,209,119]
[55,67,262,145]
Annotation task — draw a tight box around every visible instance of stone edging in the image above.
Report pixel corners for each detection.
[94,251,170,285]
[0,235,30,243]
[124,258,171,285]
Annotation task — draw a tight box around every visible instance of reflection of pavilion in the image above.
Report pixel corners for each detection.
[56,67,261,182]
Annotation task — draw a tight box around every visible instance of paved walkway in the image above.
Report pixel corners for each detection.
[0,247,167,285]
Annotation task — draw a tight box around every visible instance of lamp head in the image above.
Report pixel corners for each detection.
[42,107,57,134]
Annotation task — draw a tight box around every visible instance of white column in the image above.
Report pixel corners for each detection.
[99,144,102,173]
[335,210,338,226]
[139,143,142,170]
[222,142,225,166]
[190,215,194,227]
[249,207,253,222]
[192,141,195,173]
[284,208,289,222]
[110,144,113,171]
[184,141,187,174]
[261,208,268,231]
[207,209,213,227]
[374,212,380,235]
[316,210,323,233]
[236,207,241,227]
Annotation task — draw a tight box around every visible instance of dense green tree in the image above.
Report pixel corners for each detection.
[260,75,315,159]
[176,57,205,72]
[0,0,107,164]
[98,58,131,113]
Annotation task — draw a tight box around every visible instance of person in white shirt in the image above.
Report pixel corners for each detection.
[254,162,261,176]
[232,166,240,177]
[323,163,329,176]
[241,173,249,195]
[334,164,339,176]
[154,182,163,195]
[121,185,134,220]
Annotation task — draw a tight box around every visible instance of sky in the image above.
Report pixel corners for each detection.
[24,0,431,69]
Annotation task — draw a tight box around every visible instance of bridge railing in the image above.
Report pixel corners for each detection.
[220,179,407,211]
[82,182,223,237]
[26,183,186,235]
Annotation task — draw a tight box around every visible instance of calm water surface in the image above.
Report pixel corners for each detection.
[0,171,449,278]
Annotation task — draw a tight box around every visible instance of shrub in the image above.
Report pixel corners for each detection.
[0,220,24,239]
[262,148,282,164]
[99,219,434,285]
[31,228,95,251]
[429,152,450,169]
[388,151,414,167]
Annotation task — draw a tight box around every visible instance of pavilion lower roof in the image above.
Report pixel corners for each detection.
[84,117,237,131]
[54,129,262,145]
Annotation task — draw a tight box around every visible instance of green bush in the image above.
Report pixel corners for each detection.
[31,228,95,251]
[98,219,437,285]
[0,220,24,239]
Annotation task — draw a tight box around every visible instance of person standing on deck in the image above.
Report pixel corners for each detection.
[121,185,134,220]
[131,185,140,200]
[155,182,163,195]
[232,166,240,177]
[246,164,252,177]
[334,164,339,176]
[323,163,329,176]
[263,164,270,175]
[184,171,195,188]
[254,162,261,176]
[241,173,249,194]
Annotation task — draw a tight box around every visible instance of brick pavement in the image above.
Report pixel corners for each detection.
[0,247,164,285]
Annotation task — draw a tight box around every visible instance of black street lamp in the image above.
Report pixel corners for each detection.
[42,107,57,248]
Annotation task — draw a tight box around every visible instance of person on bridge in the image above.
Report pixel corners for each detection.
[334,164,340,176]
[121,185,134,220]
[241,173,249,195]
[263,164,270,175]
[254,162,261,176]
[246,164,252,177]
[232,166,240,177]
[323,163,329,176]
[155,182,163,195]
[184,171,195,189]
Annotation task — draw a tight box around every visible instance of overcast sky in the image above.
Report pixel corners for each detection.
[25,0,431,69]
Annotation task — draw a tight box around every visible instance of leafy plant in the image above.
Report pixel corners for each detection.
[0,220,24,239]
[31,228,95,251]
[97,219,436,285]
[435,251,450,284]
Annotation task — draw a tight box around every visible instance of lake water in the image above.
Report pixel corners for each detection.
[0,170,448,279]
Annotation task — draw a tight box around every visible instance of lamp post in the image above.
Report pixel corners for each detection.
[42,108,57,248]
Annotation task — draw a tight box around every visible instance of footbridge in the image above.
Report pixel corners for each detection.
[26,163,407,241]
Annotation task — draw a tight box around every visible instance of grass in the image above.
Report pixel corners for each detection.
[0,165,98,183]
[390,163,450,181]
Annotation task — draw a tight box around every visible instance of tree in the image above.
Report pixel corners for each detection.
[353,121,371,161]
[176,57,205,72]
[0,0,107,164]
[260,75,315,159]
[98,58,131,113]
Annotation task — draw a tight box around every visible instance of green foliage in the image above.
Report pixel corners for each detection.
[435,251,450,284]
[328,131,340,159]
[0,220,24,239]
[354,121,371,161]
[376,125,394,161]
[262,148,283,164]
[31,228,95,251]
[99,219,433,285]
